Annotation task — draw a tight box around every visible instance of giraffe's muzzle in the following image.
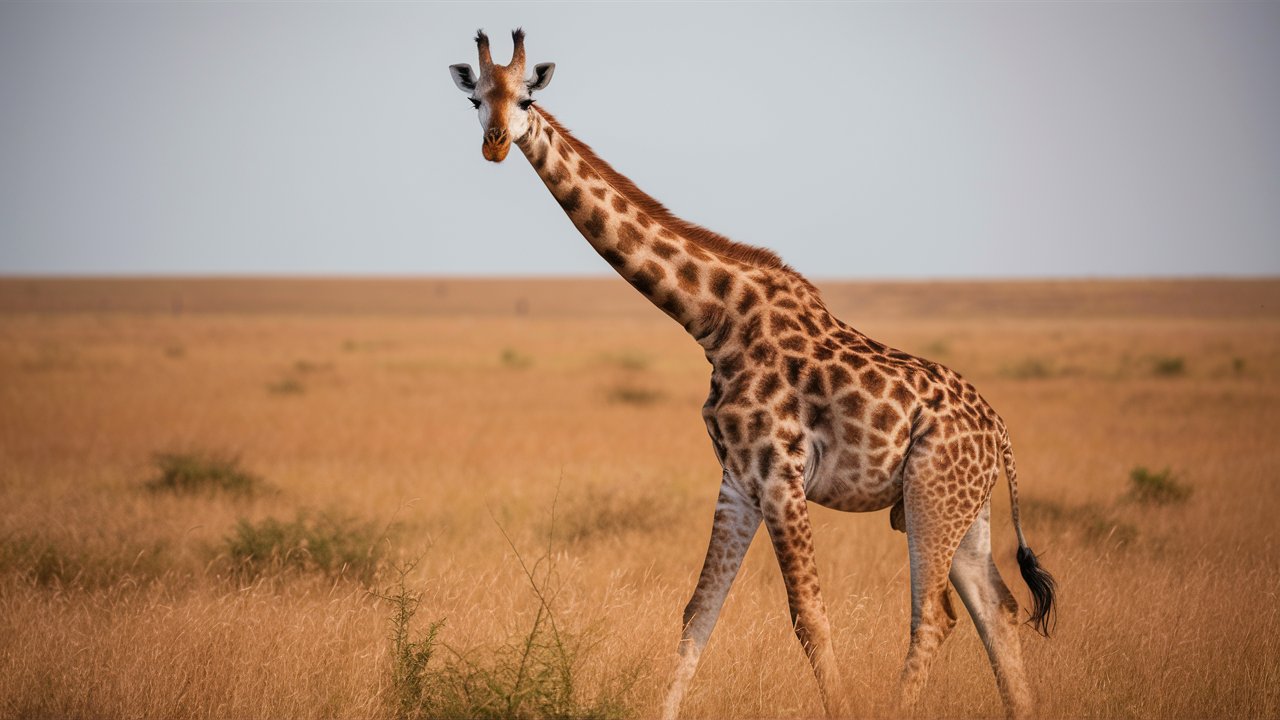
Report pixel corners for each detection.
[482,127,511,162]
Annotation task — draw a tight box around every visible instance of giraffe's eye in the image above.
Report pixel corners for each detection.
[518,98,534,111]
[469,98,481,109]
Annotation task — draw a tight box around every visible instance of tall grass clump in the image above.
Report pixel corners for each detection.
[501,348,533,369]
[1021,497,1138,547]
[145,451,264,497]
[1127,466,1192,505]
[922,338,950,358]
[381,514,636,719]
[551,486,674,545]
[267,376,306,395]
[608,350,651,372]
[0,534,171,590]
[1000,357,1054,380]
[1151,356,1186,377]
[606,384,662,406]
[224,511,384,583]
[378,559,445,720]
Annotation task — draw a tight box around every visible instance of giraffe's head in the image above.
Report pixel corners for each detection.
[449,29,555,163]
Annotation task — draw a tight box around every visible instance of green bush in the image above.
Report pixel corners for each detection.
[552,487,674,544]
[501,348,533,369]
[606,384,662,406]
[380,522,636,719]
[224,512,384,582]
[267,376,306,395]
[0,534,171,589]
[379,560,445,720]
[1021,497,1138,547]
[1127,466,1192,505]
[1001,358,1054,380]
[1151,356,1186,377]
[609,351,652,372]
[922,339,950,358]
[145,451,264,497]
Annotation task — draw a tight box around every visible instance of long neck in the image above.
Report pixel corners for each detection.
[516,107,794,349]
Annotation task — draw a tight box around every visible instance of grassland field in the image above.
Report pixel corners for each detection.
[1,277,1278,719]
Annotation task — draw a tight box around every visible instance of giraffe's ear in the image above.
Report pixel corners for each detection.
[527,63,555,92]
[449,64,477,93]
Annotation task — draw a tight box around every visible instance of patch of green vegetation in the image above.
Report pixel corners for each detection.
[1000,358,1054,380]
[20,344,78,372]
[379,559,445,720]
[145,451,265,497]
[0,534,171,589]
[380,518,637,720]
[224,512,384,583]
[1151,356,1186,377]
[267,376,306,395]
[1021,498,1138,547]
[608,351,651,372]
[921,339,950,358]
[551,487,673,544]
[293,359,331,374]
[342,339,394,353]
[1127,466,1192,505]
[606,384,662,406]
[500,348,533,369]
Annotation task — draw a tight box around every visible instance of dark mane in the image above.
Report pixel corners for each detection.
[534,107,813,285]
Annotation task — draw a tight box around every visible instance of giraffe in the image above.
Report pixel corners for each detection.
[449,30,1057,719]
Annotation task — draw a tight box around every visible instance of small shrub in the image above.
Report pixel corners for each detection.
[1,534,171,589]
[224,511,384,582]
[607,384,662,406]
[145,451,264,497]
[1231,357,1246,374]
[381,515,637,719]
[293,359,330,374]
[1127,466,1192,505]
[20,344,77,372]
[268,377,306,395]
[501,348,532,369]
[1022,498,1138,547]
[551,487,674,544]
[377,559,445,720]
[1151,356,1186,377]
[1001,358,1053,380]
[922,339,950,358]
[609,351,651,372]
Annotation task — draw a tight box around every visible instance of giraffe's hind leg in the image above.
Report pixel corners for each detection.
[897,437,988,713]
[950,499,1033,718]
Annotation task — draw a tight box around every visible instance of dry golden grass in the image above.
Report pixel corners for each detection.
[1,277,1278,719]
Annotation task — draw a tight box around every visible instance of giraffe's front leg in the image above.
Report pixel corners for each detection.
[660,477,760,720]
[761,465,849,717]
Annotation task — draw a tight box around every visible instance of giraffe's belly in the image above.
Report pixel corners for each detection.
[803,437,908,513]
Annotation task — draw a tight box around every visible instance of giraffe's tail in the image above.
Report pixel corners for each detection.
[999,422,1057,638]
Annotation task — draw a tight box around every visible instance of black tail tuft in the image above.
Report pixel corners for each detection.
[1017,545,1057,637]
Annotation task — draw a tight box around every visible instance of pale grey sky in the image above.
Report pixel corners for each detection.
[1,1,1277,278]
